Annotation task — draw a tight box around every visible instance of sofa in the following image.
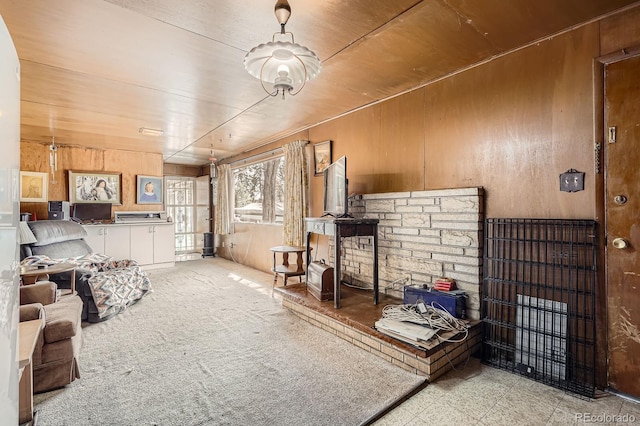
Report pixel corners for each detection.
[21,220,152,323]
[19,281,83,393]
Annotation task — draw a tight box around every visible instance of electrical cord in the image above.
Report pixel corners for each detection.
[383,275,412,295]
[343,280,370,290]
[382,300,475,376]
[441,335,472,371]
[227,230,253,264]
[381,299,469,343]
[313,235,319,262]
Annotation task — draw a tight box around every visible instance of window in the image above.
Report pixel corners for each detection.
[233,157,284,223]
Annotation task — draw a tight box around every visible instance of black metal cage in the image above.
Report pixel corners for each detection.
[482,218,597,398]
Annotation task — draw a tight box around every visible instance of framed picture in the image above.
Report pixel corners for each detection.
[19,171,48,202]
[136,175,163,204]
[69,171,122,204]
[313,140,332,176]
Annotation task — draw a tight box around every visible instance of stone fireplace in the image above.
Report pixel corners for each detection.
[279,187,484,380]
[331,187,483,319]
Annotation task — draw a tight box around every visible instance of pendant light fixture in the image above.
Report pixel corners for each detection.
[244,0,321,99]
[209,145,217,178]
[49,136,58,184]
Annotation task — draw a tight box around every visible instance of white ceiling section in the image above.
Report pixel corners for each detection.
[1,0,636,165]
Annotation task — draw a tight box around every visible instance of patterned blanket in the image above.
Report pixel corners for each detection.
[21,254,152,319]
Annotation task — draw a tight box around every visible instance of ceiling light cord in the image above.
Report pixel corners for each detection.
[49,136,58,184]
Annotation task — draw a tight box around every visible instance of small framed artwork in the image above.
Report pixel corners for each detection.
[69,171,122,204]
[313,140,332,176]
[136,175,163,204]
[19,171,48,202]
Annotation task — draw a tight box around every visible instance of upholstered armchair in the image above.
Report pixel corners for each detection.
[19,281,83,393]
[21,220,152,323]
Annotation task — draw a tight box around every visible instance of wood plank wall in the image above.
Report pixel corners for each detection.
[217,7,640,272]
[310,23,599,220]
[164,163,208,177]
[19,6,640,276]
[20,141,164,219]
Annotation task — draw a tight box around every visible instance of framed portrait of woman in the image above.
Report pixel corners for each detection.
[136,175,163,204]
[68,171,122,204]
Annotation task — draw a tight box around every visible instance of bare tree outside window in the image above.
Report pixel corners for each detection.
[233,157,284,223]
[262,159,277,223]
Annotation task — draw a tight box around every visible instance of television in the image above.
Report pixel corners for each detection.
[72,203,112,223]
[322,156,349,218]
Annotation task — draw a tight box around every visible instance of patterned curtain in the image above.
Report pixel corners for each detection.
[214,164,232,235]
[282,140,308,246]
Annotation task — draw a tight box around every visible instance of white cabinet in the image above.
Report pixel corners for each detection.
[83,223,174,269]
[129,226,154,266]
[82,226,103,253]
[83,225,131,259]
[151,224,176,265]
[128,223,175,268]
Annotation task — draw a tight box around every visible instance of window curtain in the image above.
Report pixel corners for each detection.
[214,164,232,235]
[282,140,308,246]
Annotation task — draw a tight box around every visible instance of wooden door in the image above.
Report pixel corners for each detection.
[605,55,640,398]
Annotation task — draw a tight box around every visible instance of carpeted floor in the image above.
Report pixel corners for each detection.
[33,258,424,426]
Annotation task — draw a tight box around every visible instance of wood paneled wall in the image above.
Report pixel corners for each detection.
[164,163,208,177]
[20,141,163,219]
[425,23,600,218]
[217,6,640,274]
[309,23,600,219]
[600,5,640,54]
[21,6,640,274]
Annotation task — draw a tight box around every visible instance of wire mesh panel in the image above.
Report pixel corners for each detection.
[482,219,597,397]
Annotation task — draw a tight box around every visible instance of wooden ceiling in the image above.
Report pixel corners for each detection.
[1,0,637,165]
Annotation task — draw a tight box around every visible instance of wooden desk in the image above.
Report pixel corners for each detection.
[20,262,77,296]
[305,217,379,309]
[19,318,44,425]
[270,245,308,286]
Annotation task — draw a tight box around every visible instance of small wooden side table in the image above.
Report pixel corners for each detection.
[270,245,309,286]
[19,318,44,425]
[20,262,77,297]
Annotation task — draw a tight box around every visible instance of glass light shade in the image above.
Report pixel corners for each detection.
[244,40,321,87]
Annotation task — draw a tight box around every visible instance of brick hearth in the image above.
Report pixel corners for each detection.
[276,283,482,381]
